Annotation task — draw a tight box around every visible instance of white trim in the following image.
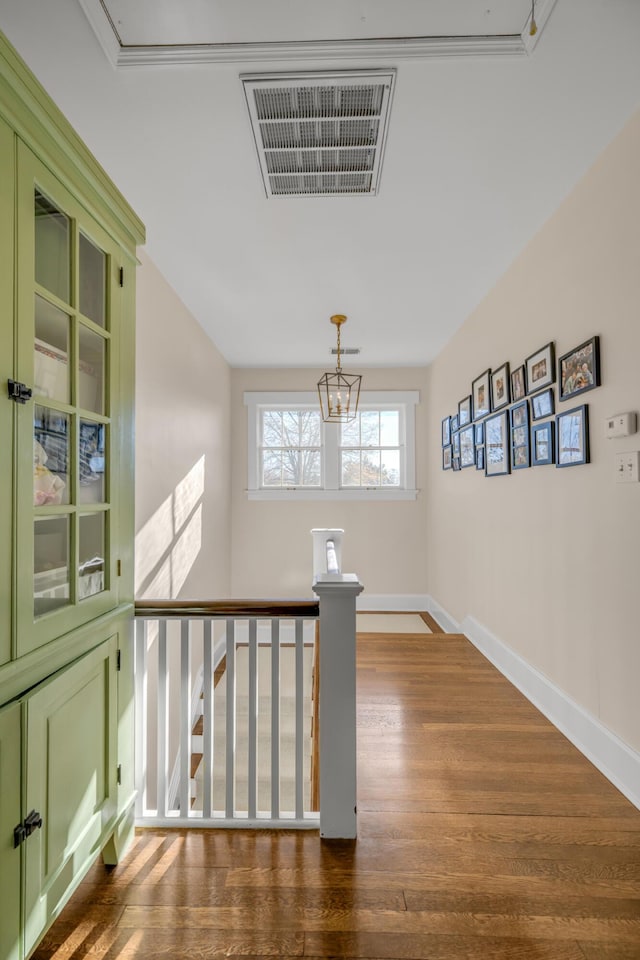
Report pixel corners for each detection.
[522,0,559,55]
[424,599,640,812]
[108,36,526,70]
[77,0,121,69]
[356,593,430,612]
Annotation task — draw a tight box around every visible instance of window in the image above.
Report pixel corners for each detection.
[245,391,418,500]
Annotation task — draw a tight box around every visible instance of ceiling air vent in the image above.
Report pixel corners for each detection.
[242,70,396,198]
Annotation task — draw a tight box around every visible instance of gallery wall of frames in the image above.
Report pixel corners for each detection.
[441,336,600,475]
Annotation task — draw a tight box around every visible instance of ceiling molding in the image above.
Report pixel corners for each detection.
[113,35,528,67]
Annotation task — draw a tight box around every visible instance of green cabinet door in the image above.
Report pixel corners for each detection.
[0,115,14,667]
[0,703,21,960]
[23,637,117,957]
[15,143,125,658]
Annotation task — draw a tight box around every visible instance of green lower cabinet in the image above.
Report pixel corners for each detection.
[0,703,21,960]
[23,638,118,957]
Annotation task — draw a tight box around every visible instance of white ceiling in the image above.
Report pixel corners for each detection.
[2,0,640,368]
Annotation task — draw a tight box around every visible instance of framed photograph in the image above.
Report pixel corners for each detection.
[510,400,530,469]
[451,414,459,432]
[556,404,589,467]
[475,422,484,446]
[484,410,510,477]
[558,336,600,402]
[452,430,460,457]
[442,416,451,447]
[525,342,555,393]
[442,445,452,470]
[458,395,472,427]
[472,369,491,421]
[490,362,510,411]
[452,457,461,472]
[459,424,475,468]
[511,364,526,402]
[475,446,485,471]
[531,421,554,466]
[531,387,555,421]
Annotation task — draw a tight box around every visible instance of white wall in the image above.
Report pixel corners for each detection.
[230,367,428,600]
[426,108,640,754]
[135,250,231,600]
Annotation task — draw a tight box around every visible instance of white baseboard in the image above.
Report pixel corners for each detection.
[453,609,640,812]
[426,596,461,635]
[357,593,430,612]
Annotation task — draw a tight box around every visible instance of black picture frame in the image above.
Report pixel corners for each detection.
[475,422,484,446]
[558,336,600,402]
[490,362,510,411]
[531,421,554,466]
[442,416,451,447]
[531,387,555,421]
[459,424,475,468]
[475,446,485,471]
[451,414,459,433]
[484,410,510,477]
[472,369,491,421]
[452,430,460,458]
[510,400,530,469]
[458,395,472,427]
[442,445,452,470]
[511,364,526,402]
[525,342,555,393]
[556,404,590,467]
[452,456,461,471]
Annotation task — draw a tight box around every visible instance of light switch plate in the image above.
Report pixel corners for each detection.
[615,451,640,482]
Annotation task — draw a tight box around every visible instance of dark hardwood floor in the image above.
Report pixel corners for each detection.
[33,629,640,959]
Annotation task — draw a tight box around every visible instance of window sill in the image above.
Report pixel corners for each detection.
[246,488,419,502]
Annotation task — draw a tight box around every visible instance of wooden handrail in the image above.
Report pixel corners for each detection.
[134,599,320,619]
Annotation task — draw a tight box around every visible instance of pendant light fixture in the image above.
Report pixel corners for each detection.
[529,0,537,36]
[317,315,362,423]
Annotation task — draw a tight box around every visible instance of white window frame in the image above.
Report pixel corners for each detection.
[245,391,419,500]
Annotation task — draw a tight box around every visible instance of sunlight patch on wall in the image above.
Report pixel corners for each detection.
[135,456,205,599]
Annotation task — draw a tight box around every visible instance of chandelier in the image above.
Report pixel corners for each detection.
[317,315,362,423]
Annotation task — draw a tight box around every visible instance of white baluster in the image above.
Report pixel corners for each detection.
[179,619,191,816]
[271,618,280,819]
[157,620,168,817]
[225,619,235,818]
[248,618,258,820]
[202,619,213,819]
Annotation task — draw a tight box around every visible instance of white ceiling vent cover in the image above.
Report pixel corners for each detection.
[242,70,396,198]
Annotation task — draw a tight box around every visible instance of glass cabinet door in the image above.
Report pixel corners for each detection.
[15,144,122,657]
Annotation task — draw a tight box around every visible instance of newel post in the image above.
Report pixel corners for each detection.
[312,574,364,839]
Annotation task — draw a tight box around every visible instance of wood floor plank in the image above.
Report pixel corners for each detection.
[36,630,640,959]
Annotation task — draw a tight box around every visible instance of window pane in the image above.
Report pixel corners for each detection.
[302,450,321,486]
[79,233,106,328]
[380,410,399,446]
[360,411,380,446]
[381,450,400,486]
[360,450,381,485]
[341,450,361,487]
[302,411,321,446]
[34,406,69,506]
[79,325,105,414]
[35,191,70,303]
[282,411,301,446]
[281,450,300,485]
[79,513,105,598]
[34,516,70,616]
[341,417,360,447]
[262,449,283,486]
[79,420,106,504]
[34,296,70,404]
[262,411,283,447]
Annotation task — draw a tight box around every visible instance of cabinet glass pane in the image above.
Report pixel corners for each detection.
[34,406,70,506]
[34,516,70,616]
[34,296,70,403]
[79,233,106,328]
[79,514,105,599]
[79,325,105,414]
[35,191,70,302]
[79,420,106,504]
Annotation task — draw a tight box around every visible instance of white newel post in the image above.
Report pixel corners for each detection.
[312,574,364,839]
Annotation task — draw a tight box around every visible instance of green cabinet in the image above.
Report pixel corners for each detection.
[0,30,144,960]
